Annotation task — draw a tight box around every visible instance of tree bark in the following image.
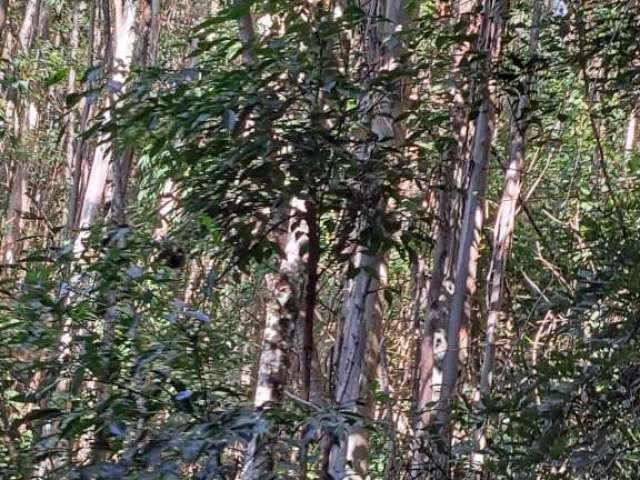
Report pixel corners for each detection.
[624,103,639,159]
[0,0,7,45]
[240,199,312,479]
[73,0,137,253]
[409,1,481,477]
[328,1,408,478]
[431,1,505,477]
[472,0,541,472]
[64,0,85,240]
[0,0,40,267]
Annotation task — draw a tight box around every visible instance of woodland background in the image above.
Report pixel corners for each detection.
[1,0,640,479]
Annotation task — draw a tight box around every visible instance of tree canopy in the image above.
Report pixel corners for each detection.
[1,0,640,479]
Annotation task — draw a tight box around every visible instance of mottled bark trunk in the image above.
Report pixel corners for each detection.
[472,0,541,472]
[431,1,505,477]
[241,199,311,480]
[234,7,316,478]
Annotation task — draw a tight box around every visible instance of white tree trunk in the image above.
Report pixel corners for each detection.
[73,0,137,253]
[241,199,311,480]
[624,105,638,159]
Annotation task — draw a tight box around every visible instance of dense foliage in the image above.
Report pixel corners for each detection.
[1,0,640,479]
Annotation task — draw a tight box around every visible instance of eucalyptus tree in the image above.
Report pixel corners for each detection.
[327,0,412,478]
[72,0,138,254]
[473,0,542,471]
[0,0,40,267]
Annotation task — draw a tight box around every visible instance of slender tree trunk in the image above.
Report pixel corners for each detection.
[328,1,408,478]
[73,0,137,253]
[1,164,29,265]
[301,203,320,405]
[0,0,7,44]
[409,1,480,477]
[431,1,505,477]
[64,0,85,240]
[329,249,388,480]
[0,0,40,267]
[624,103,639,159]
[472,0,541,473]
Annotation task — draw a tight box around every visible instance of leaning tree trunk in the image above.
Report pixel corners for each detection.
[472,0,541,473]
[431,1,505,477]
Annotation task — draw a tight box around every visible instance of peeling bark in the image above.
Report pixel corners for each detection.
[241,199,312,480]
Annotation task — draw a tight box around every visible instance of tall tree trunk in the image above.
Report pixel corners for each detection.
[111,0,162,225]
[1,164,29,265]
[234,6,315,478]
[300,202,320,404]
[0,0,7,44]
[409,1,481,477]
[18,0,38,49]
[328,1,408,478]
[431,1,505,477]
[73,0,137,253]
[472,0,541,472]
[64,0,85,240]
[240,199,312,479]
[0,0,40,267]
